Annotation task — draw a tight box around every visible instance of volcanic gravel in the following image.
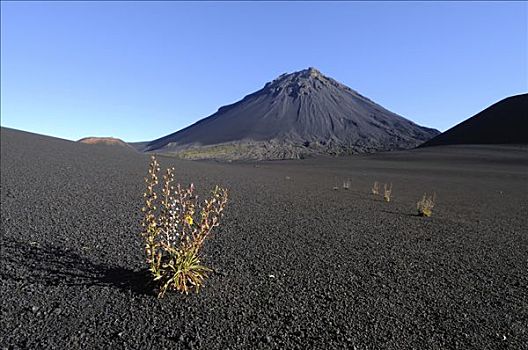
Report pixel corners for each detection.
[1,127,527,349]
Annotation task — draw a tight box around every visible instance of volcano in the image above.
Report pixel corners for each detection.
[420,94,528,148]
[145,67,439,159]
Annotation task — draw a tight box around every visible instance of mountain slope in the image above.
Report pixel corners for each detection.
[78,137,136,150]
[420,94,528,147]
[146,68,439,159]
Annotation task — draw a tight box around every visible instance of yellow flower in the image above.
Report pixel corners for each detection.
[184,215,194,226]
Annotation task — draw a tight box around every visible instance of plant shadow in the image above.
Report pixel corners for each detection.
[2,239,157,297]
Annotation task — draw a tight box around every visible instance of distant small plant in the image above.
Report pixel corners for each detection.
[343,180,351,190]
[141,156,228,298]
[383,183,392,202]
[417,192,436,217]
[371,181,380,195]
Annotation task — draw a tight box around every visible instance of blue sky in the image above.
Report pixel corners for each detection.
[1,1,526,142]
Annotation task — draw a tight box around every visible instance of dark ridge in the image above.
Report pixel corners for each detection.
[420,93,528,147]
[144,68,440,159]
[1,127,140,157]
[128,141,150,152]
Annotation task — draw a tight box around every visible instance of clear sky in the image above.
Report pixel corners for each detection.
[1,1,526,142]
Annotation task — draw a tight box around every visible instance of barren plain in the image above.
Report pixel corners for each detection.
[1,127,527,349]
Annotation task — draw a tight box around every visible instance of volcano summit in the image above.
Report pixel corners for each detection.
[144,68,439,159]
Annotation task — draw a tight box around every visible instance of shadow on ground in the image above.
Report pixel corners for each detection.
[1,240,156,297]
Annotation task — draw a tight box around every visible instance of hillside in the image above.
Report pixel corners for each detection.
[144,68,439,159]
[78,137,131,147]
[421,94,528,147]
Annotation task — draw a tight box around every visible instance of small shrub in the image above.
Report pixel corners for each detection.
[140,156,228,298]
[343,180,351,190]
[371,181,380,195]
[417,192,436,217]
[383,183,392,202]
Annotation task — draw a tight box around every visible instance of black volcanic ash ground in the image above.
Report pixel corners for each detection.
[1,127,527,349]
